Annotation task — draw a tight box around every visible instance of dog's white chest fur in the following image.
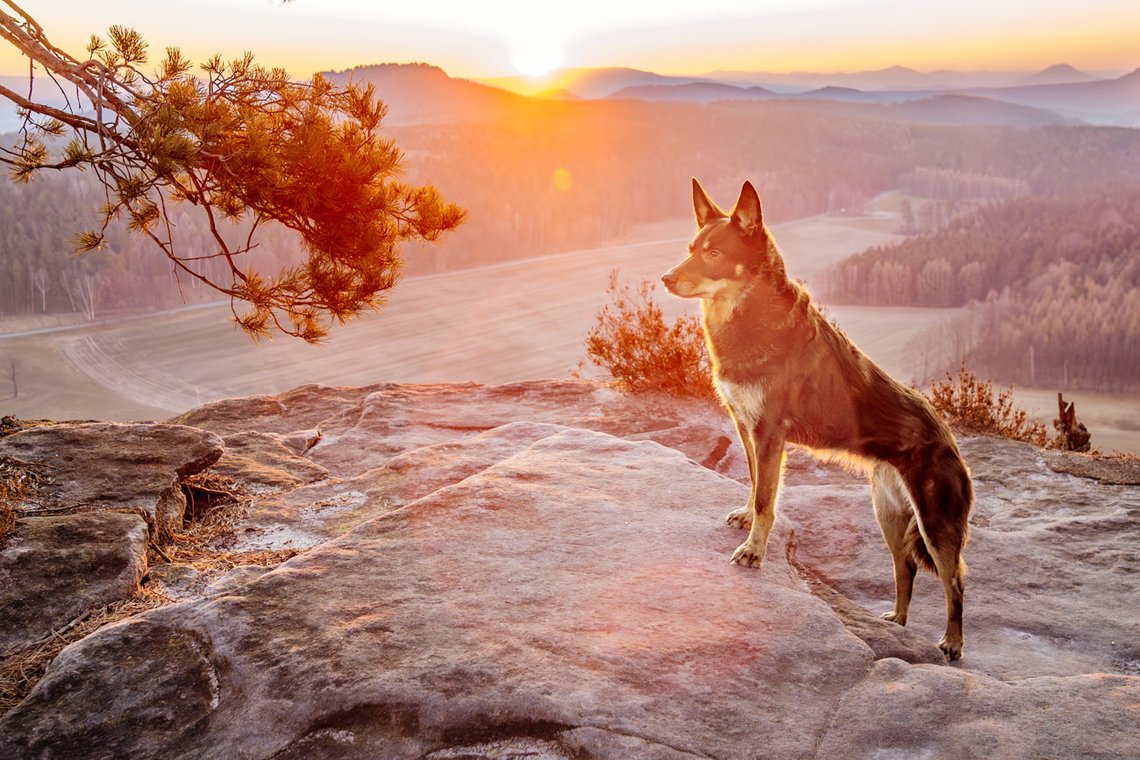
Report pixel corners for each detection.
[717,379,765,428]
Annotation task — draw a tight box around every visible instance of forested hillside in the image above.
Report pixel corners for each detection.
[4,80,1140,320]
[825,190,1140,391]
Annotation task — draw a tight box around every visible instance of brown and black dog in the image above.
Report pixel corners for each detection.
[662,178,973,660]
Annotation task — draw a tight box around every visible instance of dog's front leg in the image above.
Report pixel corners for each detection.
[731,426,785,568]
[726,419,756,529]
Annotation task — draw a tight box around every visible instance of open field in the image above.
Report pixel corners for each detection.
[2,212,1136,453]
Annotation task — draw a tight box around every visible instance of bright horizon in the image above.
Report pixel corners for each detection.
[1,0,1138,81]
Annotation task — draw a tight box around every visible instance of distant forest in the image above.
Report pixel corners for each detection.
[3,96,1140,323]
[825,190,1140,391]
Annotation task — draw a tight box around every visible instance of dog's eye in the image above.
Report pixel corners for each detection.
[706,249,722,259]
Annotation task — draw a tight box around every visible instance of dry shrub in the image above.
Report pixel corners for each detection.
[927,365,1052,447]
[155,470,297,579]
[583,271,716,401]
[0,477,17,549]
[0,456,44,549]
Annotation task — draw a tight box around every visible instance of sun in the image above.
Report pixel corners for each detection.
[510,36,565,78]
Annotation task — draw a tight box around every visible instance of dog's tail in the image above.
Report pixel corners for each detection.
[904,517,938,574]
[905,516,969,578]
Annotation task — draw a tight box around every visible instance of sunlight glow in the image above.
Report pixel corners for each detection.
[1,0,1137,79]
[511,37,565,77]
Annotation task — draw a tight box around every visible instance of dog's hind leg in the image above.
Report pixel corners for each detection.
[871,463,917,626]
[901,450,973,661]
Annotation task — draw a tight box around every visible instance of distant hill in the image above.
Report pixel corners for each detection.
[878,94,1070,127]
[473,63,1138,126]
[478,67,710,99]
[962,68,1140,126]
[704,65,1035,92]
[607,82,776,103]
[320,63,528,124]
[796,86,884,103]
[1019,63,1097,86]
[825,189,1140,391]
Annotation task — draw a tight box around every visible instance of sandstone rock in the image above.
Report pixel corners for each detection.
[210,431,329,494]
[1043,449,1140,485]
[780,436,1140,681]
[0,423,223,534]
[167,383,386,437]
[0,430,876,759]
[817,658,1139,758]
[303,380,727,476]
[0,512,148,653]
[3,382,1138,759]
[233,422,571,551]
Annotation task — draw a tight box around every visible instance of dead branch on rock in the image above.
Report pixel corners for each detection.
[1053,392,1092,452]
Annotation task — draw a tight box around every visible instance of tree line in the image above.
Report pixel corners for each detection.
[826,189,1140,391]
[5,93,1140,323]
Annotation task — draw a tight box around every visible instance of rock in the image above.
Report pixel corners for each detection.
[0,512,148,653]
[168,384,387,437]
[1043,449,1140,485]
[0,423,223,534]
[210,431,329,494]
[817,658,1138,758]
[0,430,875,759]
[233,422,571,551]
[780,436,1140,681]
[785,533,947,666]
[289,380,726,477]
[3,381,1138,758]
[626,424,733,471]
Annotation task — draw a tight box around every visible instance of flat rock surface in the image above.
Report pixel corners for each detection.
[0,422,223,533]
[2,430,875,759]
[209,431,329,494]
[2,381,1137,758]
[782,436,1140,681]
[0,512,149,653]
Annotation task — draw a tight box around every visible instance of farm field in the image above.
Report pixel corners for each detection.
[2,212,1136,454]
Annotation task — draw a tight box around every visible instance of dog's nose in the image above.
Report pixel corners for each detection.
[661,272,679,291]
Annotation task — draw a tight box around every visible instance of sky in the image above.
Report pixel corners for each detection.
[1,0,1138,80]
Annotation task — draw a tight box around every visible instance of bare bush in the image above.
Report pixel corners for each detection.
[927,365,1052,447]
[583,271,716,401]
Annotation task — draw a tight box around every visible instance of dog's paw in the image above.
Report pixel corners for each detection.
[725,507,752,530]
[730,540,766,568]
[881,611,908,626]
[937,636,963,662]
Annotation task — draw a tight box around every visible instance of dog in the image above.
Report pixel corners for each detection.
[662,178,973,660]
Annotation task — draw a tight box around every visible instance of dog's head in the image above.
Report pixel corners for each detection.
[661,178,773,299]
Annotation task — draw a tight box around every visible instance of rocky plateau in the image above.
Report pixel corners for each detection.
[0,379,1137,759]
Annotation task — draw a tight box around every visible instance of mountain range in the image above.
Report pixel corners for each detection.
[326,62,1137,128]
[2,62,1137,134]
[478,63,1139,127]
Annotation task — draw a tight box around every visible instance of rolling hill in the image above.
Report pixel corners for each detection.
[319,63,529,124]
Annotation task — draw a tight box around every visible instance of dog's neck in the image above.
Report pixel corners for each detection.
[701,264,817,381]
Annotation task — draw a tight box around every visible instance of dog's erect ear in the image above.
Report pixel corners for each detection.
[730,180,764,237]
[692,177,724,229]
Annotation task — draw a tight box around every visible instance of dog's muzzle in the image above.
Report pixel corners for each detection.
[661,271,681,293]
